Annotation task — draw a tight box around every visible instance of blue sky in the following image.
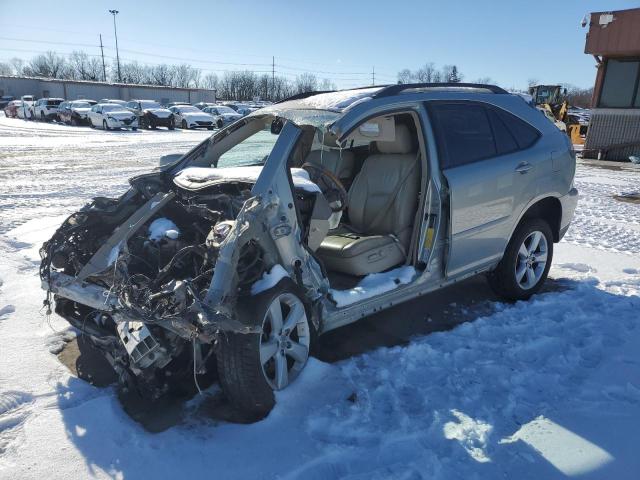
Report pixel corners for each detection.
[0,0,637,89]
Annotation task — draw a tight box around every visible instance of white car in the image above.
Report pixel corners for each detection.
[20,95,35,119]
[168,105,216,130]
[34,98,64,121]
[88,103,138,131]
[202,105,243,126]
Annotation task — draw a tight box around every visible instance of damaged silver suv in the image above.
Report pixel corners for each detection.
[40,84,578,418]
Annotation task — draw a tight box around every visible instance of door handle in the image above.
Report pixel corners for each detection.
[515,161,532,174]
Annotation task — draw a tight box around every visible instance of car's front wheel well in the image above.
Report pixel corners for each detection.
[519,197,562,242]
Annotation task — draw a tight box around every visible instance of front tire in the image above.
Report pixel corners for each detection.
[168,117,175,130]
[216,280,315,419]
[103,120,110,131]
[181,119,188,130]
[488,218,553,301]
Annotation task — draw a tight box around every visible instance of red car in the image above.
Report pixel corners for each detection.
[3,100,22,118]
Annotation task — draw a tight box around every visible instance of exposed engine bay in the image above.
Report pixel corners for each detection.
[40,165,331,399]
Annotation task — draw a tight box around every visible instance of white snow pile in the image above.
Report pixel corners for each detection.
[173,166,321,193]
[251,264,290,295]
[147,217,180,241]
[296,87,384,110]
[330,266,416,307]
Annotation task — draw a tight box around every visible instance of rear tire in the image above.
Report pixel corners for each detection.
[168,117,175,130]
[40,111,45,122]
[103,120,110,131]
[217,119,223,129]
[216,279,315,420]
[488,218,553,301]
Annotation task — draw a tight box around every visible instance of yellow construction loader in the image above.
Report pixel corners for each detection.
[528,84,587,145]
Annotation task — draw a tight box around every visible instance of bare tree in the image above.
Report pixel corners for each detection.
[10,57,24,75]
[148,64,174,86]
[415,63,437,82]
[68,51,103,81]
[170,64,201,88]
[318,78,336,90]
[397,68,413,84]
[474,76,494,84]
[527,78,539,87]
[442,65,462,83]
[295,73,317,94]
[202,73,219,91]
[0,62,12,76]
[24,51,67,78]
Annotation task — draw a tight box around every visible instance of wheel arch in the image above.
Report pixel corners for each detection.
[514,196,562,243]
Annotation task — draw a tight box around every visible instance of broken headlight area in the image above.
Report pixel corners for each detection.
[40,175,268,399]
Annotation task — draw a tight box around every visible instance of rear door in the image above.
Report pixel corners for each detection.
[427,101,543,277]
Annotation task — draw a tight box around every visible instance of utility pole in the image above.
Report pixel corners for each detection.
[109,9,122,83]
[99,34,107,82]
[372,66,375,86]
[272,56,275,101]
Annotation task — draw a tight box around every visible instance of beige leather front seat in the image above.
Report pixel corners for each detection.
[316,124,420,276]
[305,133,355,181]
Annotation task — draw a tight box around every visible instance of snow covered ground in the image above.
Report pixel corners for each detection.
[1,114,639,479]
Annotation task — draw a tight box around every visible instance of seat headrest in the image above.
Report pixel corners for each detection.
[318,131,339,147]
[375,124,415,154]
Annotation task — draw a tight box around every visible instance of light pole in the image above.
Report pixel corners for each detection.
[109,9,122,83]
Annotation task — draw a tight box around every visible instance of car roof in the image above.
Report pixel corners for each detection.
[271,83,511,114]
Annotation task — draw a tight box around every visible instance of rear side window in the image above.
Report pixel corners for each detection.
[492,108,540,150]
[487,109,519,155]
[428,101,540,169]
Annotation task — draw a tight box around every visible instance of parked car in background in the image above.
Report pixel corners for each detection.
[194,102,216,110]
[58,100,96,126]
[168,105,216,130]
[202,105,242,126]
[3,100,22,118]
[21,95,36,119]
[98,99,127,106]
[227,103,256,116]
[125,100,175,130]
[165,101,191,108]
[34,98,64,122]
[0,95,15,109]
[88,103,138,131]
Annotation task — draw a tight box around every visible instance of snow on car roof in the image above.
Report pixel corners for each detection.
[173,166,321,193]
[271,87,384,113]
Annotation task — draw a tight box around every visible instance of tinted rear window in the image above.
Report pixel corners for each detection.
[493,108,540,149]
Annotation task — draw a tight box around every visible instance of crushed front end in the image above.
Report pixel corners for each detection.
[39,170,277,398]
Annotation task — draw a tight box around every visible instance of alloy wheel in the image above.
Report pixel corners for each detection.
[258,293,310,390]
[515,230,548,290]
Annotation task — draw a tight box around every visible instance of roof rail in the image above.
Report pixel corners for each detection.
[373,83,509,98]
[275,90,335,104]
